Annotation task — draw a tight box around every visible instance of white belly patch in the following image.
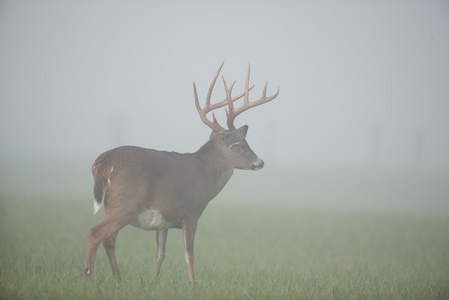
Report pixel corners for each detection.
[131,209,171,231]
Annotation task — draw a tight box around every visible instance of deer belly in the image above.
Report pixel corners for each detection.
[131,209,171,231]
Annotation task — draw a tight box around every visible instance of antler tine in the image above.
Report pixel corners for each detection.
[207,82,255,111]
[194,80,225,133]
[194,61,256,133]
[222,76,232,118]
[205,61,225,108]
[193,61,226,133]
[226,64,280,130]
[244,63,251,105]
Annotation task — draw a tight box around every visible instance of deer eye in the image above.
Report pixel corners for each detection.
[230,142,243,149]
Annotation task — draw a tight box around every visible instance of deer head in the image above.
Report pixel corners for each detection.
[193,61,279,170]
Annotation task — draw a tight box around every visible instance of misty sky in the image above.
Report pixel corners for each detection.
[1,0,448,170]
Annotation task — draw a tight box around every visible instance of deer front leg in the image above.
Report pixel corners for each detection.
[152,229,168,281]
[182,219,198,285]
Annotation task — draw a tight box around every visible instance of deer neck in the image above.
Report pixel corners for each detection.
[194,139,235,195]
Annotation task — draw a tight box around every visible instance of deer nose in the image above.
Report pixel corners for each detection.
[251,159,264,170]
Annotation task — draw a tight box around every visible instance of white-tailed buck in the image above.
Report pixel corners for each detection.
[84,62,279,284]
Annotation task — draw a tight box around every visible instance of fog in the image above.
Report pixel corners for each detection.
[1,1,448,213]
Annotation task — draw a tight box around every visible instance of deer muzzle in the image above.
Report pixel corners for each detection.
[250,159,264,170]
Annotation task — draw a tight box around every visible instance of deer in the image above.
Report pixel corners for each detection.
[83,62,279,284]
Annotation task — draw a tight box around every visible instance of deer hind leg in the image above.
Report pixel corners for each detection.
[84,212,136,281]
[152,229,168,281]
[103,231,120,281]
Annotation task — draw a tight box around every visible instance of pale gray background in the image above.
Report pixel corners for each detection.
[1,1,448,209]
[2,0,448,168]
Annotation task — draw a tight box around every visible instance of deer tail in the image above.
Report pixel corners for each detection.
[92,151,114,215]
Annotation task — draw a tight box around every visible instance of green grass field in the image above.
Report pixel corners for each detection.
[1,191,448,299]
[1,163,449,299]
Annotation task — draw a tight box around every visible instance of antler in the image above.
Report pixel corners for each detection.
[194,61,254,132]
[223,64,279,130]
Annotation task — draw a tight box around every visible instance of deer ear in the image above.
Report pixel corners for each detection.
[225,125,248,146]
